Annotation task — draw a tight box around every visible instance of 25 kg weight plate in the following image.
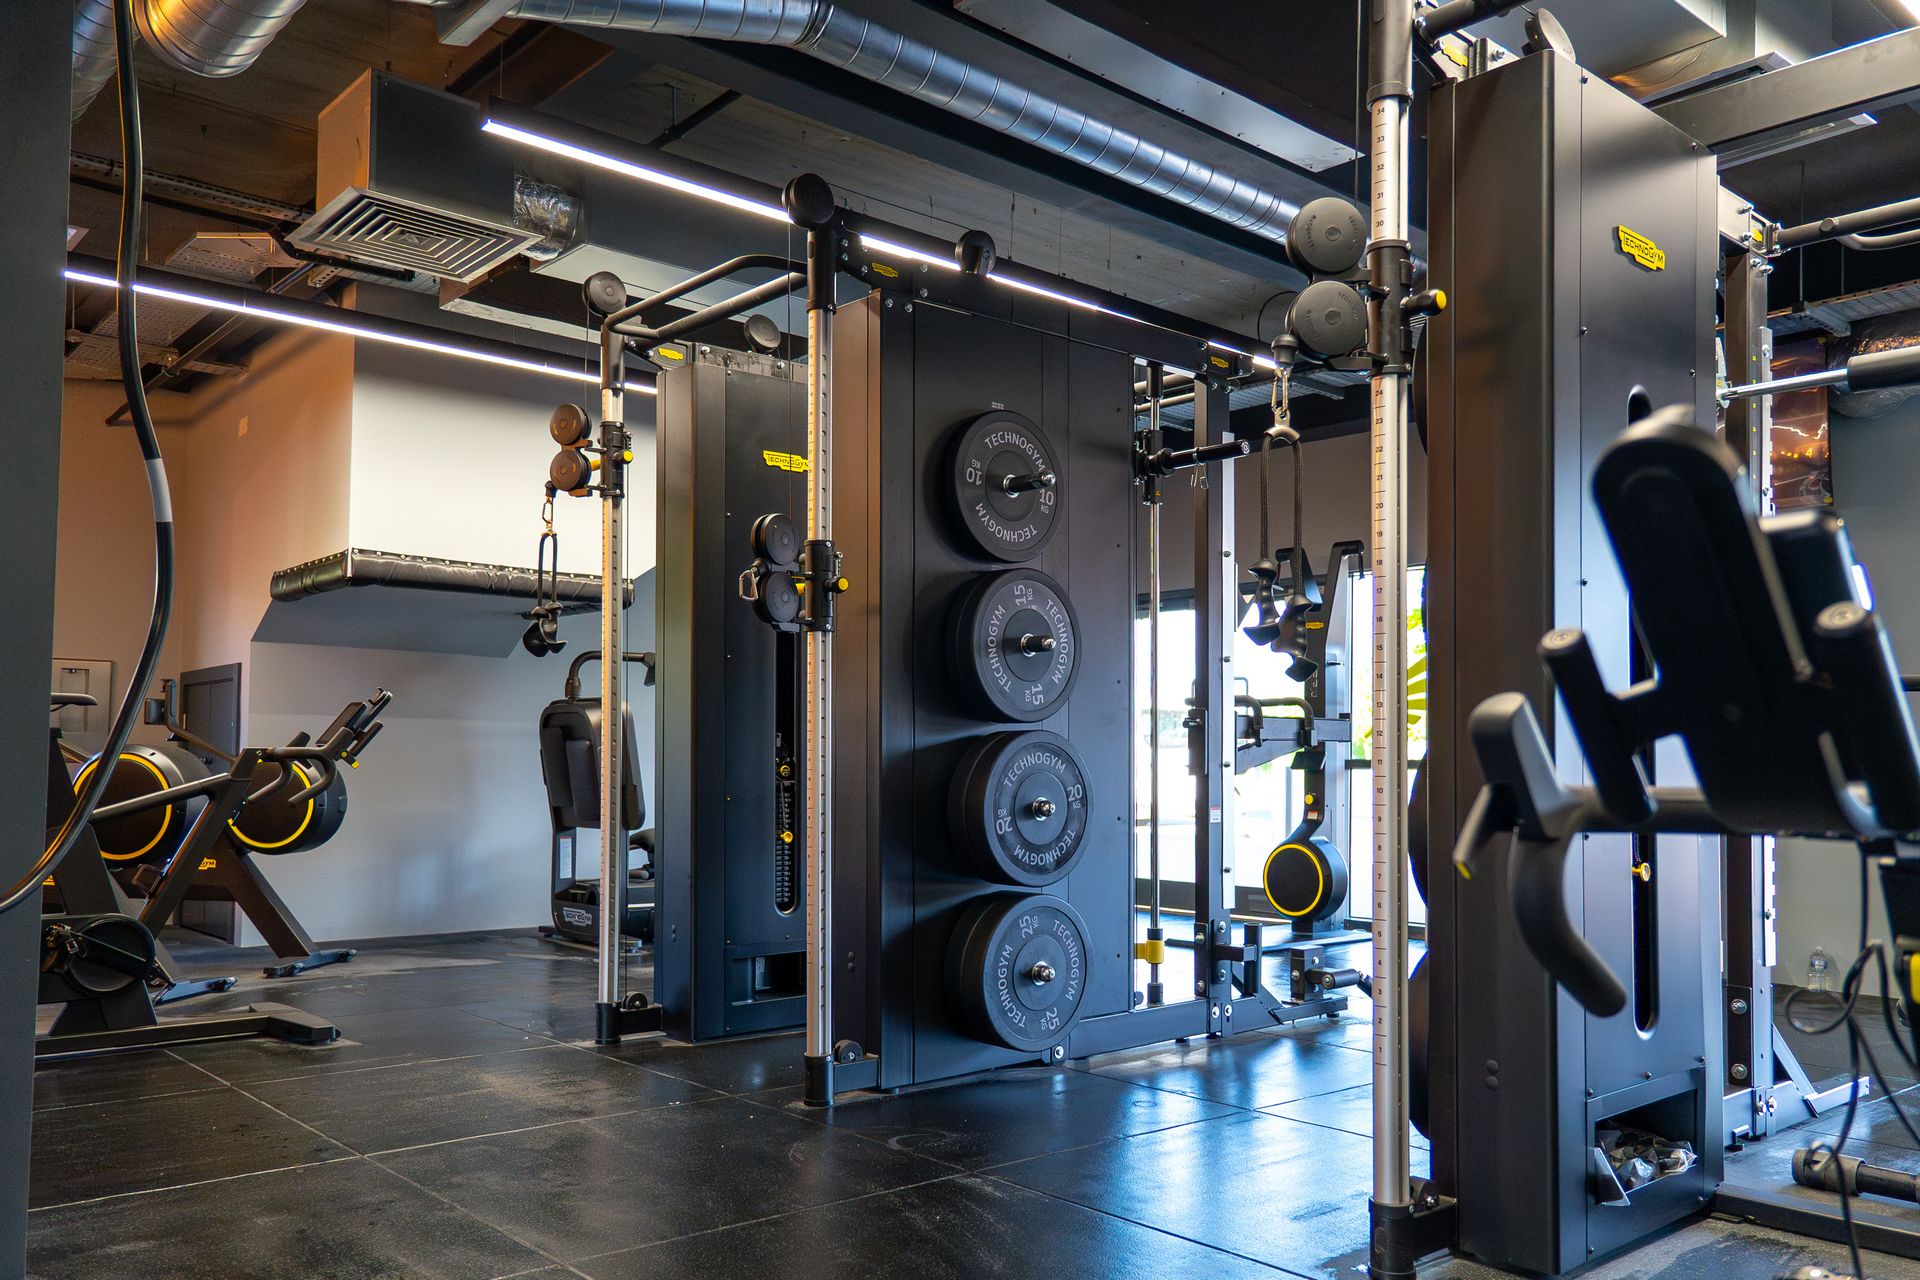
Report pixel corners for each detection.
[946,892,1090,1053]
[949,410,1062,562]
[950,731,1090,886]
[949,571,1080,722]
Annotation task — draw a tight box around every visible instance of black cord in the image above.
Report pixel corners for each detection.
[1783,853,1920,1280]
[0,0,175,916]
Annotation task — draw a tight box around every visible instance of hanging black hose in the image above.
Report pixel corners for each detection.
[1,0,176,916]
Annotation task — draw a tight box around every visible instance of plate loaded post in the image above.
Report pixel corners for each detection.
[784,175,858,1107]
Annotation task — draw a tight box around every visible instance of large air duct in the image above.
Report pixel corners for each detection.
[71,0,309,121]
[498,0,1300,246]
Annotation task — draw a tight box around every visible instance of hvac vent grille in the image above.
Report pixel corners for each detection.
[290,188,537,284]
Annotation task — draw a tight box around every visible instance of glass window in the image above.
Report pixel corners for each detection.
[1133,600,1198,889]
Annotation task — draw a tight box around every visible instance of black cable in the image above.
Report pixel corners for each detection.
[1,0,176,916]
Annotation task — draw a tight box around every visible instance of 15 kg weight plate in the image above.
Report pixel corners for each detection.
[949,410,1062,562]
[949,571,1080,722]
[946,892,1090,1053]
[950,731,1090,886]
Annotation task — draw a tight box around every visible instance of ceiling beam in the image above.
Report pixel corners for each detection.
[1653,26,1920,158]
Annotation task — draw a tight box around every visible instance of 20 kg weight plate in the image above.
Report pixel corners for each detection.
[949,571,1080,722]
[946,892,1090,1053]
[950,731,1090,886]
[948,410,1062,562]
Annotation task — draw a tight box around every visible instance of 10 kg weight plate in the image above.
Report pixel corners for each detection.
[946,892,1090,1053]
[949,571,1080,722]
[948,410,1062,562]
[950,731,1090,886]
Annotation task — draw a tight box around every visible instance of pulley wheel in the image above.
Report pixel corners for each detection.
[74,743,211,868]
[946,892,1090,1053]
[949,570,1080,722]
[950,731,1091,886]
[229,762,348,854]
[1262,835,1349,924]
[948,410,1062,562]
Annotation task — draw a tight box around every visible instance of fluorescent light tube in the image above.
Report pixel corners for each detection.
[65,269,654,394]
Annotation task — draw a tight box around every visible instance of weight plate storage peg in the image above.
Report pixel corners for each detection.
[948,410,1062,562]
[949,570,1080,722]
[950,731,1090,886]
[946,892,1090,1053]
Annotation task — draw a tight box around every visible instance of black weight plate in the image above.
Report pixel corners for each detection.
[229,763,348,854]
[949,571,1080,722]
[948,410,1062,562]
[946,892,1090,1053]
[1410,952,1431,1139]
[76,744,210,867]
[752,512,801,566]
[1409,755,1429,906]
[950,731,1090,886]
[1261,835,1349,924]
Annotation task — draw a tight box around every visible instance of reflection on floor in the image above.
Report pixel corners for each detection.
[24,931,1920,1279]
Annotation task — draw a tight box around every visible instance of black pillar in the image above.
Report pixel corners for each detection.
[0,1,75,1265]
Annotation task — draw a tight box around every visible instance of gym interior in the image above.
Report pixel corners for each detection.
[10,2,1920,1278]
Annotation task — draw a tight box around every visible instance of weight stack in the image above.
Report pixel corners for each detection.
[831,291,1136,1089]
[653,345,810,1042]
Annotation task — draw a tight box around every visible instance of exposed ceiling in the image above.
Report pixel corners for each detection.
[61,0,1920,422]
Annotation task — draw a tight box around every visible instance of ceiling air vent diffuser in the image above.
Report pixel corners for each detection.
[293,189,536,284]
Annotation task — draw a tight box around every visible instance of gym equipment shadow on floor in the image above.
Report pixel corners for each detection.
[24,930,1920,1280]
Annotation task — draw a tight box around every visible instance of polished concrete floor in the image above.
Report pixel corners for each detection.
[24,930,1920,1279]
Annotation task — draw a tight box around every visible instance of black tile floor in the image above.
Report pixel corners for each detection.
[25,929,1920,1280]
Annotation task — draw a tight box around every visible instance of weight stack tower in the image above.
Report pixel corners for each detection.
[653,345,809,1042]
[1422,49,1722,1274]
[831,291,1136,1089]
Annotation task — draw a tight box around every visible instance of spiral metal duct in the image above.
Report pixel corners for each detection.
[71,0,309,121]
[502,0,1301,245]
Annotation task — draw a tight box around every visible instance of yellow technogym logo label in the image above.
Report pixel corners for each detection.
[1616,226,1666,271]
[763,450,809,473]
[871,262,900,279]
[655,345,685,361]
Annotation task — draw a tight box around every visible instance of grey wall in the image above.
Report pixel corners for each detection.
[5,2,74,1265]
[1774,390,1920,995]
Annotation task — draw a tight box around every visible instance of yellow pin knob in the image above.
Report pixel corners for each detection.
[1631,862,1652,882]
[621,449,634,463]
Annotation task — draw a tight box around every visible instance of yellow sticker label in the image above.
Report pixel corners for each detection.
[763,450,809,473]
[871,262,900,279]
[1210,355,1230,369]
[1616,226,1666,271]
[655,345,685,361]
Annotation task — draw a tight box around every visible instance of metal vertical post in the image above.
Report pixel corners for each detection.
[595,325,631,1044]
[1366,0,1417,1258]
[1191,376,1236,1017]
[785,175,841,1104]
[1144,364,1165,1006]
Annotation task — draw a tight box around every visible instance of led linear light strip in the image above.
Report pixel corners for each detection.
[487,118,1278,365]
[64,269,656,395]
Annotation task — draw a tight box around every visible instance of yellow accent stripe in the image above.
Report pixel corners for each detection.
[1134,938,1166,965]
[228,762,317,851]
[1263,842,1326,918]
[74,753,172,862]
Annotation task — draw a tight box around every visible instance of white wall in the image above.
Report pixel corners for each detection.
[52,380,195,747]
[1773,389,1920,995]
[348,343,656,578]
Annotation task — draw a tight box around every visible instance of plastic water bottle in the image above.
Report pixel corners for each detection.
[1808,947,1832,993]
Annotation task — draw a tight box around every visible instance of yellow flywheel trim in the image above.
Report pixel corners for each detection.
[228,761,317,851]
[1263,842,1327,919]
[73,753,172,862]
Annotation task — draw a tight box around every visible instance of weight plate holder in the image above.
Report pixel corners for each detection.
[948,410,1063,562]
[946,892,1090,1053]
[949,731,1090,887]
[948,570,1080,722]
